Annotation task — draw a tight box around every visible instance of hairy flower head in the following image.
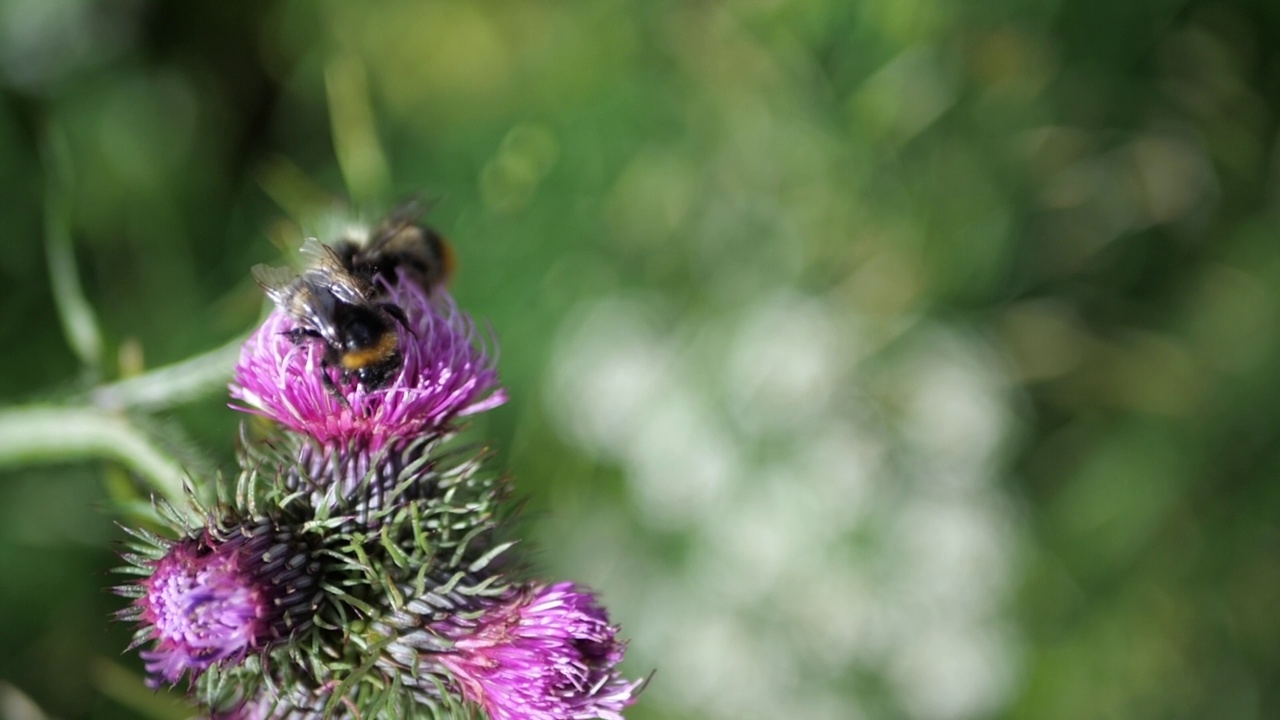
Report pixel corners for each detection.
[231,279,505,448]
[431,582,641,720]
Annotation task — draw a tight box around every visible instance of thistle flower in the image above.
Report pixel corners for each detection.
[117,215,646,718]
[115,518,322,687]
[385,581,641,720]
[231,280,505,449]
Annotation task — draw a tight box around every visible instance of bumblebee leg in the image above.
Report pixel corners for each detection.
[281,328,322,345]
[320,367,352,408]
[380,303,416,336]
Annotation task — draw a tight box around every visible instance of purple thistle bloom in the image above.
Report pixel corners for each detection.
[231,279,505,449]
[433,582,642,720]
[122,522,321,687]
[139,539,259,685]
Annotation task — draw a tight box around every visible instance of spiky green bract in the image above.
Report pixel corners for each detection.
[198,426,522,719]
[240,427,518,588]
[209,670,482,720]
[281,432,499,527]
[204,567,519,719]
[371,568,524,706]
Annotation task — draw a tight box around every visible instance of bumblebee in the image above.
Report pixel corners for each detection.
[253,239,409,390]
[332,200,455,293]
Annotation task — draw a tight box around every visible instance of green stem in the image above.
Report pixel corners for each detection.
[0,405,188,508]
[89,334,246,411]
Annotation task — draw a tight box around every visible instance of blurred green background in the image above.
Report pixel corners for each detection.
[3,0,1280,719]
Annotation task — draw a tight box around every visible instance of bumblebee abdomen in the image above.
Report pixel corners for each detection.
[338,330,399,371]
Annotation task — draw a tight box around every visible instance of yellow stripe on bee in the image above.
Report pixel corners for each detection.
[340,331,398,370]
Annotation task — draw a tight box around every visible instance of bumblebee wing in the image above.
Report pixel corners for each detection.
[251,263,300,307]
[290,287,341,344]
[259,275,342,344]
[299,238,373,304]
[251,264,334,338]
[365,198,433,253]
[298,238,348,272]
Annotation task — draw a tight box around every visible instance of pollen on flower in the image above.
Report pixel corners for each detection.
[433,582,642,720]
[230,279,506,448]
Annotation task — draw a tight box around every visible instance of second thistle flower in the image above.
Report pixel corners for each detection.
[379,581,643,720]
[115,515,323,688]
